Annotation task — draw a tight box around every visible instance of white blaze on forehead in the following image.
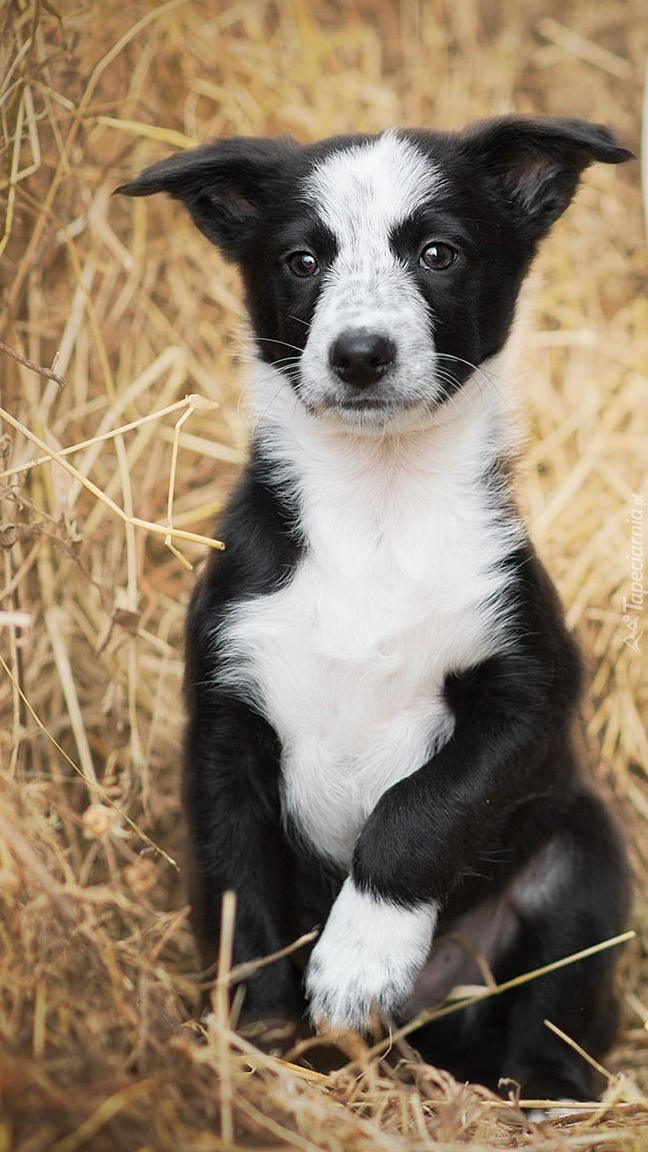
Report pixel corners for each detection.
[296,131,445,424]
[305,131,442,255]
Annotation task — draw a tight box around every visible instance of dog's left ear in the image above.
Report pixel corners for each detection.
[458,116,633,238]
[115,136,298,260]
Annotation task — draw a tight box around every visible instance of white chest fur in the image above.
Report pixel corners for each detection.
[219,368,522,868]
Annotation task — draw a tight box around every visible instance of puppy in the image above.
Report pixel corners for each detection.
[118,116,631,1100]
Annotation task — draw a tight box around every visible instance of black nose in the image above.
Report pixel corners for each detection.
[329,330,396,388]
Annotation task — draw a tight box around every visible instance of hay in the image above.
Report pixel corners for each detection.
[1,0,647,1148]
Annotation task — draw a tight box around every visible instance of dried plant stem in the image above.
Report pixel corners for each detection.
[215,928,319,989]
[0,395,207,482]
[543,1020,617,1089]
[0,651,178,870]
[165,399,207,569]
[0,338,66,385]
[213,890,237,1147]
[370,931,636,1057]
[3,0,189,325]
[0,402,224,556]
[44,605,99,797]
[48,1079,157,1152]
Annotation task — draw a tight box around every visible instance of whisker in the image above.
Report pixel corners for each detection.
[255,336,305,355]
[435,352,513,411]
[251,378,292,432]
[288,314,312,330]
[262,357,301,370]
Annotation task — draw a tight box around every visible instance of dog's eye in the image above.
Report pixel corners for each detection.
[287,251,319,278]
[419,243,457,271]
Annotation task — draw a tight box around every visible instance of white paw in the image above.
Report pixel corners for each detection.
[305,877,438,1032]
[526,1101,583,1123]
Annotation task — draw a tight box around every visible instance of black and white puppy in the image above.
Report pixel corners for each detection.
[118,116,631,1100]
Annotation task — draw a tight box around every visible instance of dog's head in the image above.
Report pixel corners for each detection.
[117,117,631,431]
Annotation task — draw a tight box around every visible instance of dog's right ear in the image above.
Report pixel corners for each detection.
[115,137,297,260]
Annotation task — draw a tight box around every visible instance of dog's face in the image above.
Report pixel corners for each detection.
[259,131,486,429]
[117,117,630,431]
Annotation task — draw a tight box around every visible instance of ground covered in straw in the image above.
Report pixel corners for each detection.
[1,1,647,1149]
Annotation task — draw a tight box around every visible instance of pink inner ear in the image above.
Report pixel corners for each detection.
[211,185,260,216]
[502,152,560,193]
[490,148,569,220]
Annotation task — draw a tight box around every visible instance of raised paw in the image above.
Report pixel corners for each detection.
[305,877,438,1032]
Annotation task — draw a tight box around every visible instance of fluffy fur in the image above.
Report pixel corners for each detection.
[117,115,632,1100]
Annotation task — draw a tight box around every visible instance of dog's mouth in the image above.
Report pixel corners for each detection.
[334,396,401,412]
[305,390,439,431]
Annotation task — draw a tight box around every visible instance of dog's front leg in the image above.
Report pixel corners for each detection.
[306,648,575,1032]
[184,695,301,1023]
[305,874,438,1032]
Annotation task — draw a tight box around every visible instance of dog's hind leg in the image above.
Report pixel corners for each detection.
[495,788,629,1101]
[412,787,629,1100]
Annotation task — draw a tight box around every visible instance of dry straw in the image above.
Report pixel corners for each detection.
[1,1,647,1149]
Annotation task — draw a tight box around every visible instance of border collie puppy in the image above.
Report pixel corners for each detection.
[118,116,631,1101]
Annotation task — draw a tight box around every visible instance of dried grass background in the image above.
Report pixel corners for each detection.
[1,1,647,1148]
